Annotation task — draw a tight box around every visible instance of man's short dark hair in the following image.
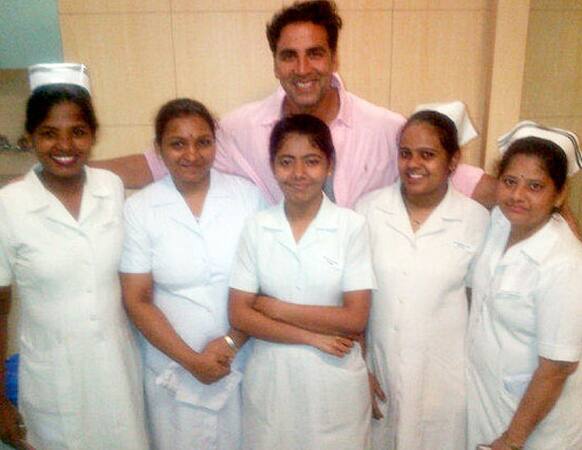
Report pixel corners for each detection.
[266,0,343,54]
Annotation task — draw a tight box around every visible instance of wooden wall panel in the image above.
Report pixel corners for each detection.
[59,0,170,14]
[59,13,176,127]
[173,12,278,116]
[93,125,154,159]
[521,10,582,118]
[172,0,282,12]
[390,10,493,117]
[393,0,489,10]
[339,10,392,108]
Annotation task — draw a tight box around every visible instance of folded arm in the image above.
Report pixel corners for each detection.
[254,289,370,336]
[229,288,353,357]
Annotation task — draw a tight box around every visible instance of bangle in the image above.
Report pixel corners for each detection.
[224,335,239,352]
[503,433,523,450]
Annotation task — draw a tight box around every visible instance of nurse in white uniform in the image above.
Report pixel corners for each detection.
[355,102,489,450]
[0,64,149,450]
[229,114,376,450]
[120,98,263,450]
[467,122,582,450]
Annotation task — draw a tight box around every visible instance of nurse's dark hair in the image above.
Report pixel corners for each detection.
[25,83,98,134]
[497,136,568,192]
[266,0,342,54]
[269,114,335,165]
[155,98,216,145]
[399,110,460,160]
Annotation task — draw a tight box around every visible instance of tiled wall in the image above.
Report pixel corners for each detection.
[58,0,494,167]
[520,0,582,221]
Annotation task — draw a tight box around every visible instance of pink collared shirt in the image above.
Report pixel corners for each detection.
[146,75,483,208]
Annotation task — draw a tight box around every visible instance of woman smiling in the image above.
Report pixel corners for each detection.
[467,122,582,450]
[0,64,148,450]
[120,99,263,450]
[356,101,489,450]
[229,114,375,450]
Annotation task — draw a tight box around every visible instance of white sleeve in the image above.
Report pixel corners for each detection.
[229,220,260,294]
[119,197,152,274]
[537,262,582,362]
[342,217,377,292]
[0,201,13,286]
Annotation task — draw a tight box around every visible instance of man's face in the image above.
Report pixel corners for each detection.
[274,21,337,114]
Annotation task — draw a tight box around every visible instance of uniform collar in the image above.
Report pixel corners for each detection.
[374,181,465,220]
[261,193,339,231]
[493,206,559,265]
[22,164,112,213]
[372,181,465,238]
[259,73,351,128]
[150,169,228,207]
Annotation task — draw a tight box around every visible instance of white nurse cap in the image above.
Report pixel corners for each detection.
[413,100,478,146]
[497,120,581,176]
[28,63,91,94]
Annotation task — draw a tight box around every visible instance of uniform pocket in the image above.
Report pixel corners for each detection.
[20,358,70,414]
[502,372,532,399]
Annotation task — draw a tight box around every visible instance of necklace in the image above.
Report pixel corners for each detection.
[403,198,430,230]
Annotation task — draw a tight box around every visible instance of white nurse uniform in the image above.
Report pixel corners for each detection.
[467,207,582,449]
[0,167,149,450]
[356,182,489,450]
[120,169,263,450]
[230,195,376,450]
[467,208,582,450]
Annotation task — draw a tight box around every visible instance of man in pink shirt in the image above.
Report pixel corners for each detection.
[95,0,496,208]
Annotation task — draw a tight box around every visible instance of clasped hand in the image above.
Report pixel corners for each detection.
[188,337,236,385]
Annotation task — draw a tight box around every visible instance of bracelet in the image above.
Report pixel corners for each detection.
[224,335,239,352]
[503,433,523,450]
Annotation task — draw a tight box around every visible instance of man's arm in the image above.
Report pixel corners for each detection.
[471,173,498,210]
[89,154,154,189]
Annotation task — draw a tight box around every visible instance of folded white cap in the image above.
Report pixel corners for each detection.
[414,100,477,146]
[28,63,91,94]
[498,120,581,176]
